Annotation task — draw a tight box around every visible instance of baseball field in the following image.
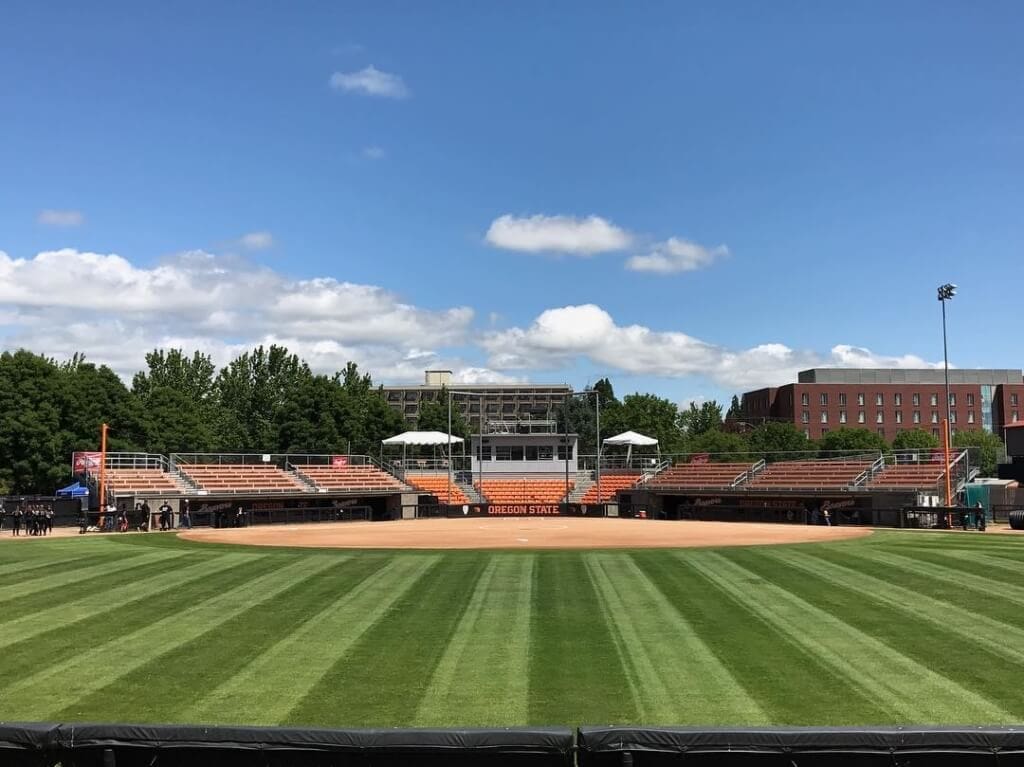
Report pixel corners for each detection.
[1,521,1023,727]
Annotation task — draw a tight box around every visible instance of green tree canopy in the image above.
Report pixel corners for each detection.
[817,428,888,456]
[687,429,751,461]
[892,429,940,451]
[952,429,1006,477]
[677,400,724,438]
[417,387,470,439]
[747,422,814,460]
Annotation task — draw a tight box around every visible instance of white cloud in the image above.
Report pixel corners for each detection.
[37,209,84,227]
[239,231,274,250]
[453,367,525,385]
[330,66,409,98]
[361,146,386,160]
[0,248,473,380]
[482,304,943,390]
[485,214,632,256]
[626,237,729,274]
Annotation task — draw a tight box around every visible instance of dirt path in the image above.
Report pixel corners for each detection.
[178,517,873,550]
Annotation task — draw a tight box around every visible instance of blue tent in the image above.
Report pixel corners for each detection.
[56,481,89,497]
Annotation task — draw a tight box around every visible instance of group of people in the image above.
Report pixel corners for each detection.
[1,502,55,536]
[78,499,193,534]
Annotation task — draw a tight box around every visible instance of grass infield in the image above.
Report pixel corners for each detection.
[1,528,1022,727]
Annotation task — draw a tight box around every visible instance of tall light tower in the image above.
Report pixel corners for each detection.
[937,283,956,507]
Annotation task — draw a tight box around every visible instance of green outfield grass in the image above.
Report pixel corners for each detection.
[1,528,1023,727]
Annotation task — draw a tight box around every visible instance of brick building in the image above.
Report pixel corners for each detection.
[740,368,1024,442]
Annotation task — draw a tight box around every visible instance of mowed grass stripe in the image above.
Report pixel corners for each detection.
[766,549,1024,666]
[849,549,1024,607]
[683,552,1014,723]
[926,549,1024,579]
[631,551,888,725]
[0,556,337,719]
[0,549,183,604]
[586,552,767,725]
[189,554,438,725]
[284,554,486,728]
[413,554,535,727]
[0,552,250,650]
[0,557,276,695]
[527,553,639,725]
[0,553,102,578]
[52,554,374,724]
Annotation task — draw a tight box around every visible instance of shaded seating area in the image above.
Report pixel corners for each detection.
[748,460,874,490]
[648,462,754,490]
[580,472,641,503]
[477,477,573,504]
[405,473,470,504]
[104,469,180,495]
[869,463,946,490]
[294,465,406,493]
[178,464,306,493]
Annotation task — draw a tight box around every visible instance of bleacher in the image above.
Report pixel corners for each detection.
[104,468,180,495]
[477,477,573,504]
[293,465,406,494]
[405,474,470,504]
[648,462,753,490]
[580,472,641,503]
[178,464,307,493]
[748,460,874,490]
[869,463,946,490]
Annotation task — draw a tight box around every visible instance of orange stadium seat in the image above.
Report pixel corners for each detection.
[648,462,753,490]
[405,474,469,504]
[869,464,946,490]
[179,464,307,492]
[476,478,573,504]
[295,465,406,493]
[748,460,873,490]
[104,469,180,494]
[581,473,642,503]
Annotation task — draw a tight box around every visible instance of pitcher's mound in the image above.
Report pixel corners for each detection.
[179,517,870,550]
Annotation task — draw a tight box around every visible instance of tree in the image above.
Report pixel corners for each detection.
[417,387,470,439]
[0,350,67,494]
[747,422,814,460]
[953,430,1006,477]
[687,429,751,461]
[617,393,685,453]
[677,400,723,438]
[726,395,742,420]
[132,349,216,404]
[892,429,940,451]
[818,428,888,456]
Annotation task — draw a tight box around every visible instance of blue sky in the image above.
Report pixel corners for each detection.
[1,1,1021,405]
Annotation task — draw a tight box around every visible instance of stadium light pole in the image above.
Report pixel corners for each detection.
[937,283,956,507]
[447,389,486,508]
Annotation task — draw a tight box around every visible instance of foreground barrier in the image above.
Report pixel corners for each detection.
[577,727,1024,766]
[0,724,574,767]
[5,725,1024,766]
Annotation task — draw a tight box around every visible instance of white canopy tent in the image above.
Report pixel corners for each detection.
[381,431,464,464]
[602,430,659,464]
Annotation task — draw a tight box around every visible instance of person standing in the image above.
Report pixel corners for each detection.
[140,500,151,532]
[12,506,23,536]
[822,503,832,527]
[0,500,6,532]
[45,506,54,535]
[180,498,192,530]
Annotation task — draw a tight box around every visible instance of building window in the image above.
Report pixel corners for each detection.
[801,392,809,406]
[876,393,884,406]
[839,410,847,424]
[804,428,810,438]
[820,393,828,406]
[966,393,975,407]
[556,445,573,460]
[802,411,810,423]
[913,411,921,424]
[858,411,865,424]
[932,428,939,437]
[895,411,903,424]
[838,393,847,406]
[950,412,957,424]
[495,446,512,461]
[525,446,539,461]
[912,393,920,406]
[878,428,885,437]
[949,393,956,407]
[1012,394,1019,407]
[821,427,829,435]
[930,393,938,406]
[876,411,884,424]
[931,411,939,424]
[1013,410,1020,422]
[967,411,975,424]
[857,393,865,406]
[894,393,902,406]
[538,446,554,460]
[821,412,828,423]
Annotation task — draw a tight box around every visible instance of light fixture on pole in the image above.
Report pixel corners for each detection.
[937,283,956,507]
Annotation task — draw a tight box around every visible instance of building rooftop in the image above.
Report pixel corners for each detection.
[797,368,1023,385]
